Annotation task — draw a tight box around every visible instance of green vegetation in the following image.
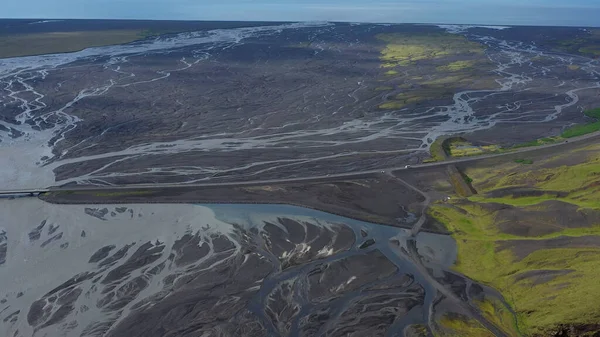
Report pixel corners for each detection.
[562,108,600,138]
[406,324,428,337]
[505,107,600,148]
[379,92,433,110]
[422,75,469,86]
[430,202,600,334]
[428,137,503,162]
[476,297,520,337]
[431,148,600,335]
[378,87,454,110]
[585,107,600,119]
[375,33,497,111]
[396,93,428,103]
[579,46,600,56]
[514,159,533,165]
[437,60,477,72]
[436,314,496,337]
[447,165,475,197]
[562,121,600,138]
[512,139,542,148]
[379,101,406,110]
[429,137,450,161]
[375,86,394,91]
[568,64,581,70]
[511,137,559,149]
[376,32,485,68]
[449,140,501,157]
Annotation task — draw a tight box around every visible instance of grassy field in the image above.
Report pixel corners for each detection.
[428,137,450,162]
[429,143,600,335]
[511,138,555,149]
[436,60,477,72]
[560,107,600,138]
[376,32,496,111]
[428,137,501,161]
[561,121,600,138]
[0,29,180,58]
[514,159,533,165]
[476,297,520,336]
[436,314,497,337]
[448,139,501,157]
[376,33,484,68]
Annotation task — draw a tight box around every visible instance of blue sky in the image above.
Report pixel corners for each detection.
[4,0,600,27]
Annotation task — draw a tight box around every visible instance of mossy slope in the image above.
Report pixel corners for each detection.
[430,143,600,335]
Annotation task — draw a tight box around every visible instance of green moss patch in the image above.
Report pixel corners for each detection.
[377,33,485,69]
[436,314,496,337]
[562,121,600,138]
[432,150,600,335]
[437,60,477,72]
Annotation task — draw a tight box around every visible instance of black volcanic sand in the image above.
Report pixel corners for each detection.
[3,22,599,186]
[0,229,6,266]
[42,175,447,233]
[0,201,512,337]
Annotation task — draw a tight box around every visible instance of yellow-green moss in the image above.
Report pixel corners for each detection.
[448,140,501,157]
[475,297,520,337]
[432,152,600,335]
[437,60,477,72]
[422,75,466,86]
[376,33,485,68]
[436,314,496,337]
[431,200,600,334]
[429,138,449,161]
[579,46,600,56]
[379,101,406,109]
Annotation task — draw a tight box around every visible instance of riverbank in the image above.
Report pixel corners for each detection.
[40,175,448,234]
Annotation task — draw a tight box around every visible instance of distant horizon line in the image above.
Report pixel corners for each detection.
[0,17,598,29]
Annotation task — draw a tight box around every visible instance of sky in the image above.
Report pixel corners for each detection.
[3,0,600,27]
